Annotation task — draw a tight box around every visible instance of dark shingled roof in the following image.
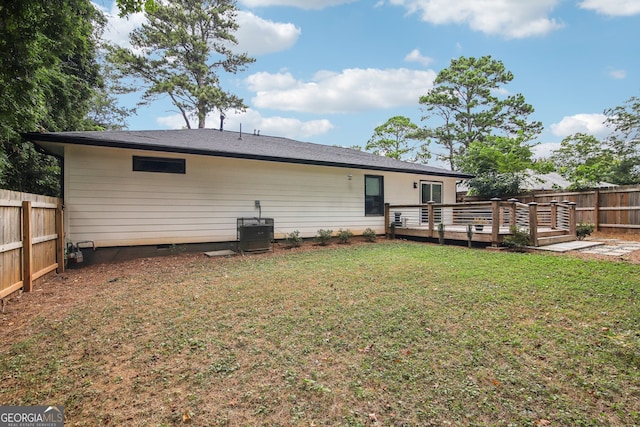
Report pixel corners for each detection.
[25,129,471,178]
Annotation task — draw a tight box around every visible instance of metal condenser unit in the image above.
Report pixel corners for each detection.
[237,218,274,254]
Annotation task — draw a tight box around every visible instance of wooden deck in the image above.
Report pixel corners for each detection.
[385,199,578,247]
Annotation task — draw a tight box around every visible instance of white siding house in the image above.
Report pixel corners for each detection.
[26,129,469,250]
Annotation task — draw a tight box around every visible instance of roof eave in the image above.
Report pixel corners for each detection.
[23,132,473,179]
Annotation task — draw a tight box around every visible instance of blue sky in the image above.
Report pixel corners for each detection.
[94,0,640,167]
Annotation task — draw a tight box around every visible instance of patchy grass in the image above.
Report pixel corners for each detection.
[1,241,639,426]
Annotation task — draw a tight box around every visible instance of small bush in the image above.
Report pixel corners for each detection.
[337,229,354,244]
[576,223,595,240]
[315,229,333,246]
[502,225,531,252]
[362,228,377,242]
[285,230,303,248]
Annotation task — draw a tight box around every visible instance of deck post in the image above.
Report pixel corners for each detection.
[528,202,538,246]
[568,201,577,239]
[427,201,435,238]
[384,203,390,238]
[491,198,501,247]
[507,198,518,228]
[550,200,558,229]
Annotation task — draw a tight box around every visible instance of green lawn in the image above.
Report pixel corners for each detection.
[1,241,639,426]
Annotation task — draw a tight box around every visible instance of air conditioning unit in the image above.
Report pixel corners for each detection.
[237,218,274,254]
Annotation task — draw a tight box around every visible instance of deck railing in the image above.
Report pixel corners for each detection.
[385,198,576,246]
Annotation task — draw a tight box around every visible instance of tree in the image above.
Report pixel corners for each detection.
[0,0,105,196]
[419,56,542,171]
[115,0,157,16]
[549,133,615,189]
[459,134,533,198]
[366,116,429,161]
[604,95,640,184]
[108,0,255,129]
[85,60,135,131]
[459,134,532,175]
[548,96,640,188]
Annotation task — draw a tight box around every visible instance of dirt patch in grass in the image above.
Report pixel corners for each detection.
[1,235,639,425]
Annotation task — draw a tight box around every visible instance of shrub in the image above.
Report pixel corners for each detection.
[337,229,354,244]
[285,230,303,248]
[362,228,377,242]
[576,223,595,240]
[502,225,531,252]
[315,229,333,246]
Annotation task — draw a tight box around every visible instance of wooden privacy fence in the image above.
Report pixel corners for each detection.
[1,190,64,299]
[517,185,640,234]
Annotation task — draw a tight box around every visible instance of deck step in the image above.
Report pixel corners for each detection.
[537,234,576,246]
[537,229,571,238]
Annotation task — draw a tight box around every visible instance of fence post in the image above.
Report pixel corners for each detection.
[384,203,390,238]
[528,202,538,247]
[593,189,600,231]
[428,201,435,238]
[491,198,501,247]
[550,200,558,229]
[22,201,33,292]
[56,205,65,274]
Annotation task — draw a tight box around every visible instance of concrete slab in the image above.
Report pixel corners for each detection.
[534,241,605,253]
[204,249,237,257]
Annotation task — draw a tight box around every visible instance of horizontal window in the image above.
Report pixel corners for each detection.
[133,156,185,174]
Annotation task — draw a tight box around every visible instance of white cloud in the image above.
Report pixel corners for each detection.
[94,2,147,51]
[235,11,301,55]
[404,49,434,67]
[239,0,357,9]
[549,113,610,138]
[246,68,437,113]
[389,0,564,38]
[245,71,300,91]
[532,142,562,159]
[609,68,627,79]
[579,0,640,16]
[156,109,334,139]
[96,3,300,56]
